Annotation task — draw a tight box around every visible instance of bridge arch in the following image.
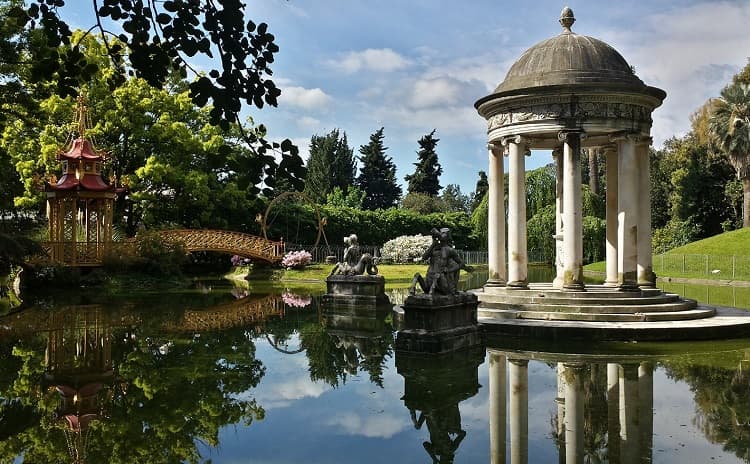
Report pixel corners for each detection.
[155,229,284,263]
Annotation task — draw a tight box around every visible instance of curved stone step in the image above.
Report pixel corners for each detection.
[479,299,697,314]
[478,305,715,323]
[478,292,681,307]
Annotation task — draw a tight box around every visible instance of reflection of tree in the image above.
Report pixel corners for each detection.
[0,306,267,464]
[664,353,750,461]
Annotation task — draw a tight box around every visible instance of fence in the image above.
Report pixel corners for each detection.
[282,243,489,266]
[654,254,750,280]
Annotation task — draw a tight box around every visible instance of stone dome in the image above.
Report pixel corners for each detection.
[494,8,646,94]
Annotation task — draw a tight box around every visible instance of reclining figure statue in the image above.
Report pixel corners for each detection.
[409,228,473,296]
[329,234,378,276]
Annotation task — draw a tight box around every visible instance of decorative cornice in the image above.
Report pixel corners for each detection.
[485,94,656,131]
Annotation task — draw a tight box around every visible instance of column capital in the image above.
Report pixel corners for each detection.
[552,146,563,158]
[557,129,586,144]
[600,143,618,154]
[501,134,530,147]
[609,132,650,145]
[487,142,504,155]
[508,358,529,367]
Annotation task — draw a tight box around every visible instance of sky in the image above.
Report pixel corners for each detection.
[68,0,750,195]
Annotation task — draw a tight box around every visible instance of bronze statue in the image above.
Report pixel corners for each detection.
[329,234,378,276]
[409,228,473,295]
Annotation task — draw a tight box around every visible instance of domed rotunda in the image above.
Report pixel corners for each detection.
[472,8,739,334]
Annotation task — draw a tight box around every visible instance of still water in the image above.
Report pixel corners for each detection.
[1,275,750,463]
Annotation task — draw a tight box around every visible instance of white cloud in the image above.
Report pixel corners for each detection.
[591,1,750,147]
[332,48,412,73]
[280,86,332,110]
[410,78,463,109]
[325,411,409,439]
[298,116,321,129]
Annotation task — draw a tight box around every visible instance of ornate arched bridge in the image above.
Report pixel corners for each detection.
[154,229,284,263]
[38,229,284,266]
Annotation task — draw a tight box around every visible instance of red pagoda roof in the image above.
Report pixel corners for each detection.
[58,138,105,161]
[46,173,115,192]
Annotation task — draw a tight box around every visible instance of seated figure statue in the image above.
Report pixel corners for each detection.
[329,234,378,276]
[409,228,473,295]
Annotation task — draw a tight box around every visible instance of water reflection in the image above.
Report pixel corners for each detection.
[396,346,485,464]
[486,343,750,464]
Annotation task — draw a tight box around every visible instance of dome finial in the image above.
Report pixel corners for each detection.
[559,6,575,33]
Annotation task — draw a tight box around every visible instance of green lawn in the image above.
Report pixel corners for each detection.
[232,263,484,285]
[584,228,750,281]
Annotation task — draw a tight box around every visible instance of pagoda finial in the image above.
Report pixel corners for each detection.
[74,94,89,139]
[559,6,575,33]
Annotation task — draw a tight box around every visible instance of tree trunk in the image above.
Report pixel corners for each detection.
[588,148,599,195]
[744,176,750,228]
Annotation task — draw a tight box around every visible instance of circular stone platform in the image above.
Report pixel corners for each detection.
[474,284,750,341]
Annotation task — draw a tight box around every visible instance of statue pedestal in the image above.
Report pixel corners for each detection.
[322,274,390,308]
[394,292,482,354]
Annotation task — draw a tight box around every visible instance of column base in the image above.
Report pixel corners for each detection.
[604,280,619,287]
[562,282,586,292]
[485,279,507,287]
[506,280,529,289]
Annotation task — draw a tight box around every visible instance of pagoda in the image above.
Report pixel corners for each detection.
[45,96,121,266]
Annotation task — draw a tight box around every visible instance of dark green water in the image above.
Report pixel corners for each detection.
[1,277,750,463]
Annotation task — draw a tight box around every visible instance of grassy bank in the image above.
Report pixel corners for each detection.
[584,228,750,282]
[231,263,484,284]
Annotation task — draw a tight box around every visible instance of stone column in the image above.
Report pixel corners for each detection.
[636,138,655,287]
[490,352,507,464]
[639,362,654,464]
[612,134,639,291]
[552,148,565,289]
[487,143,507,287]
[564,364,585,464]
[504,136,529,289]
[558,131,585,291]
[604,145,619,286]
[509,358,529,464]
[607,363,621,464]
[619,364,640,464]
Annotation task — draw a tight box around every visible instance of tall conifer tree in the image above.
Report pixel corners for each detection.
[405,129,442,196]
[356,127,402,210]
[303,129,355,203]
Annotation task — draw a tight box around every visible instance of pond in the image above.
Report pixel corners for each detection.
[1,276,750,463]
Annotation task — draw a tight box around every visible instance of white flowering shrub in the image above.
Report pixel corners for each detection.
[380,234,432,264]
[281,250,313,269]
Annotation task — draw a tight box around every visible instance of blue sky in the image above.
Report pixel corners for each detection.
[69,0,750,195]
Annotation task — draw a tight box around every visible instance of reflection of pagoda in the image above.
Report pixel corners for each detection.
[45,96,122,266]
[396,346,484,463]
[43,305,114,464]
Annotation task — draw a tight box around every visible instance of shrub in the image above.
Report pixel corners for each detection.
[281,250,312,269]
[380,234,432,264]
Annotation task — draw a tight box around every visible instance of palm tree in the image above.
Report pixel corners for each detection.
[709,82,750,227]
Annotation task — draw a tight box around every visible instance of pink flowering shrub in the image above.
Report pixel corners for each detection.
[282,291,312,308]
[281,250,313,269]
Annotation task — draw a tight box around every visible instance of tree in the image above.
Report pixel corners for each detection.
[404,129,442,196]
[303,129,355,204]
[356,128,401,210]
[326,186,365,209]
[401,192,445,214]
[441,184,470,213]
[709,82,750,227]
[4,0,305,197]
[470,171,488,212]
[1,33,269,233]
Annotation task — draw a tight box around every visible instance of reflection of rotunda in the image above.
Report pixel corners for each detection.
[473,8,746,332]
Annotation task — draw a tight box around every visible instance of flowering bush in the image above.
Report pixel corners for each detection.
[281,250,313,269]
[231,255,251,266]
[282,291,312,308]
[380,234,432,264]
